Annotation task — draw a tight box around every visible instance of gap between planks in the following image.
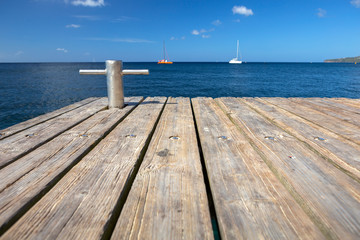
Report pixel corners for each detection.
[193,97,325,240]
[1,97,359,240]
[0,97,143,235]
[0,97,99,140]
[110,97,214,240]
[241,97,360,182]
[215,97,360,240]
[1,97,166,240]
[0,98,109,169]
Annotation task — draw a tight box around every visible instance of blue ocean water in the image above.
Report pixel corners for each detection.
[0,62,359,129]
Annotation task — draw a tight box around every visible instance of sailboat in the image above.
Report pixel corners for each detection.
[158,41,173,64]
[229,40,242,64]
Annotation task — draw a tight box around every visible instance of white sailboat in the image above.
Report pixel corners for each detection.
[229,40,242,64]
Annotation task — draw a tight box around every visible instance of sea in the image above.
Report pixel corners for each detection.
[0,62,359,130]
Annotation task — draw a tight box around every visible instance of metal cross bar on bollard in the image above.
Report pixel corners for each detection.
[79,60,149,109]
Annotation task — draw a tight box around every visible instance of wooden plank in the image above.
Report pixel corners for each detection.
[289,98,360,128]
[331,98,360,109]
[0,97,108,169]
[0,97,143,233]
[242,98,360,181]
[192,97,324,240]
[111,97,213,240]
[330,98,360,108]
[217,97,360,239]
[1,97,166,240]
[264,97,360,145]
[314,98,360,115]
[0,97,98,140]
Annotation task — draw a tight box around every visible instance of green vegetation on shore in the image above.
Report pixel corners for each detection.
[324,56,360,63]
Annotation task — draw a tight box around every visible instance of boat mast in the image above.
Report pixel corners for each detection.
[163,40,166,60]
[236,40,239,59]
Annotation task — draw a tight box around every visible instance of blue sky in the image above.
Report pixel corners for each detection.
[0,0,359,62]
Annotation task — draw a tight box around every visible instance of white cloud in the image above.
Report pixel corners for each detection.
[351,0,360,7]
[192,30,200,35]
[202,34,210,38]
[15,51,24,56]
[56,48,68,53]
[192,28,214,36]
[74,15,100,20]
[86,38,154,43]
[317,8,326,18]
[170,36,186,40]
[71,0,105,7]
[212,19,222,26]
[66,24,80,28]
[232,6,254,16]
[113,16,137,22]
[234,19,241,23]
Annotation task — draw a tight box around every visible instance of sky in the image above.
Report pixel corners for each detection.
[0,0,359,62]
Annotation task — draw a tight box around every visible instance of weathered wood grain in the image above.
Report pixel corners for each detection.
[242,98,360,181]
[0,97,143,233]
[0,97,98,140]
[289,98,360,128]
[1,96,359,239]
[217,97,360,239]
[0,98,108,168]
[1,97,166,240]
[263,97,360,145]
[313,98,360,115]
[111,97,213,240]
[192,97,324,240]
[331,98,360,109]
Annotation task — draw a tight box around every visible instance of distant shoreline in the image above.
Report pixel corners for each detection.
[0,61,343,64]
[324,56,360,63]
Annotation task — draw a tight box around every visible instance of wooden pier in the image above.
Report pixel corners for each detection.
[0,97,359,239]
